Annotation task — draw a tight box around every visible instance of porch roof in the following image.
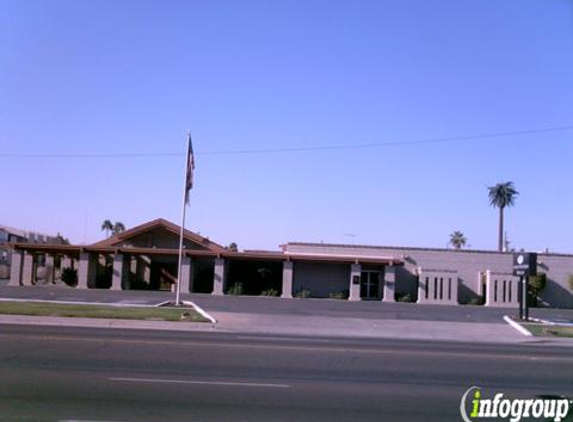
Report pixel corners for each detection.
[10,243,403,266]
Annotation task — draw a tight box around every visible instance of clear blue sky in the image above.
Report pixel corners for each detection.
[1,0,572,253]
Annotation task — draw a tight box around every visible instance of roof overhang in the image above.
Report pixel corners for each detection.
[9,243,403,266]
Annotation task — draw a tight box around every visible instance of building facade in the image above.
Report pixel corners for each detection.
[0,225,62,279]
[7,218,573,309]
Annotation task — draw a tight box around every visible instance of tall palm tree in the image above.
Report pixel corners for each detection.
[112,221,126,235]
[449,231,467,250]
[488,182,518,252]
[101,220,113,238]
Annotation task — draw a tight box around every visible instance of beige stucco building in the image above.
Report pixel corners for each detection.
[7,218,573,308]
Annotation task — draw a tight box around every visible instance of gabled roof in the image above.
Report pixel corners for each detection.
[89,218,227,253]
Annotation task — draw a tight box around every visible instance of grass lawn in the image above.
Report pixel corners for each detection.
[0,301,208,323]
[522,323,573,338]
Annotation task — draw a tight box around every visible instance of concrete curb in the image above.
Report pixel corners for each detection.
[503,315,533,337]
[182,300,217,324]
[0,314,218,332]
[0,297,165,308]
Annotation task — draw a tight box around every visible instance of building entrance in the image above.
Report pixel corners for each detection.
[360,271,380,299]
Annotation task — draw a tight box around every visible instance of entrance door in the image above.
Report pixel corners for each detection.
[360,271,380,299]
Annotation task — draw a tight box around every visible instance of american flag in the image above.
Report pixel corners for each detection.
[185,132,195,204]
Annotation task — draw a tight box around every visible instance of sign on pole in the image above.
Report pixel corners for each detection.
[513,252,537,321]
[512,253,537,277]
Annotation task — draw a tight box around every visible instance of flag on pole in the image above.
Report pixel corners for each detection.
[184,132,195,205]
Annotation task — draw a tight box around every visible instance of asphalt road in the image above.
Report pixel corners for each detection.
[3,284,573,324]
[1,325,572,422]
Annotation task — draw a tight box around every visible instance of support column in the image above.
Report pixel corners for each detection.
[383,265,396,302]
[61,256,72,271]
[178,256,193,295]
[8,249,23,286]
[212,258,226,296]
[416,267,427,303]
[21,252,34,286]
[45,254,55,284]
[349,263,361,301]
[134,255,151,289]
[112,253,126,291]
[281,261,293,299]
[485,270,494,306]
[77,252,97,289]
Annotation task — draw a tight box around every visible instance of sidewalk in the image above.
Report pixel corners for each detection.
[1,284,573,345]
[1,308,569,346]
[209,311,528,343]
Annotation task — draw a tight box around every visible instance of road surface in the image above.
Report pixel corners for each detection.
[1,324,572,421]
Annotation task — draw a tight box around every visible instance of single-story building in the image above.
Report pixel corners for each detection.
[0,224,63,279]
[7,218,402,301]
[7,218,573,308]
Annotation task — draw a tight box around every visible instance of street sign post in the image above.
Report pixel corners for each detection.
[513,253,537,321]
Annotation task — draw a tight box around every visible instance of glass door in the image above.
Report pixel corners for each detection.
[360,271,380,299]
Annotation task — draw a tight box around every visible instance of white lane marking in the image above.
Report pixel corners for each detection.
[236,335,333,343]
[109,377,290,388]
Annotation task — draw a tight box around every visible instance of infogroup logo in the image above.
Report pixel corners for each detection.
[460,387,571,422]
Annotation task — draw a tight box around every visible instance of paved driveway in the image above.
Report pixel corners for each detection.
[2,284,573,324]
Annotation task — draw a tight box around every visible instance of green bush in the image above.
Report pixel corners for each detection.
[329,290,349,300]
[129,278,149,290]
[261,288,279,297]
[295,289,311,299]
[61,267,78,287]
[467,297,485,306]
[528,272,547,307]
[395,293,414,303]
[529,272,547,294]
[227,283,244,295]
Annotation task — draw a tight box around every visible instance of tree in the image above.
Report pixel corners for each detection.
[449,231,467,250]
[227,242,238,252]
[101,220,113,238]
[56,232,70,245]
[528,272,547,307]
[112,221,126,235]
[488,182,518,252]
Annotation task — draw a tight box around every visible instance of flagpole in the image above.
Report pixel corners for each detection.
[175,131,191,306]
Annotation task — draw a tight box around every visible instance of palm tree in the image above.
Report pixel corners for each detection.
[488,182,518,252]
[101,220,113,238]
[112,221,126,235]
[449,231,467,250]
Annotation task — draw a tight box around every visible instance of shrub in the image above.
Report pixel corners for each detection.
[329,290,349,300]
[467,297,485,306]
[528,272,547,307]
[261,288,279,297]
[529,272,547,295]
[396,293,414,303]
[129,278,149,290]
[295,289,311,299]
[227,283,243,295]
[61,267,78,287]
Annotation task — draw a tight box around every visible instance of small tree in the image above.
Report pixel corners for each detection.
[227,242,238,252]
[112,221,126,235]
[56,232,70,245]
[61,267,78,287]
[101,220,113,238]
[528,272,547,307]
[449,231,467,249]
